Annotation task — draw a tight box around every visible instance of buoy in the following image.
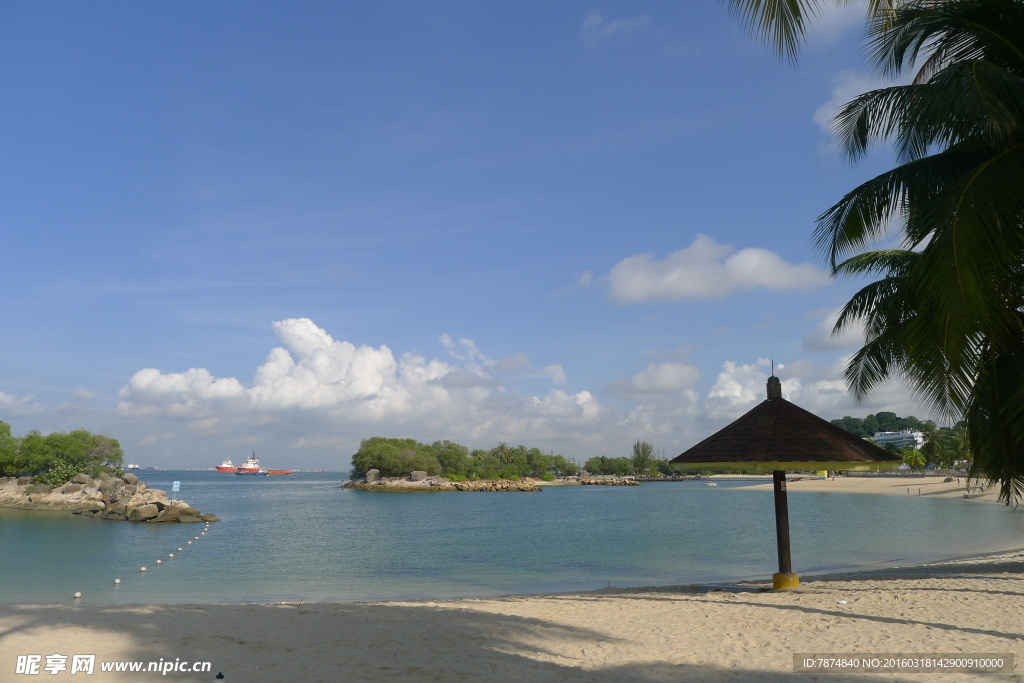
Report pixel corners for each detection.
[178,548,182,552]
[195,536,199,540]
[141,567,147,572]
[114,579,121,585]
[187,541,192,545]
[156,560,162,565]
[74,592,82,599]
[201,532,205,536]
[169,553,174,558]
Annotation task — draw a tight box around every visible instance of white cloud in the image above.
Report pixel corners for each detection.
[802,306,867,352]
[544,364,567,384]
[609,361,700,399]
[138,432,176,446]
[74,388,96,400]
[814,71,887,136]
[0,391,48,418]
[580,12,651,49]
[606,235,830,303]
[577,270,593,287]
[117,318,610,454]
[805,3,866,45]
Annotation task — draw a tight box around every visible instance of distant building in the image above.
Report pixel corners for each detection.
[870,429,925,451]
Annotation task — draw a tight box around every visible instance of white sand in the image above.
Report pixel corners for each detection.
[2,549,1023,681]
[3,475,1020,682]
[737,473,1005,505]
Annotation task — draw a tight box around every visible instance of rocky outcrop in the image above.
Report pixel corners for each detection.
[343,474,540,492]
[0,475,219,523]
[578,476,641,486]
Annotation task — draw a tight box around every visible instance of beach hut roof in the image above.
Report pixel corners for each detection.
[671,376,901,471]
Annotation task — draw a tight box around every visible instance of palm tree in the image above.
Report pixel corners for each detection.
[918,427,945,467]
[821,0,1024,503]
[903,449,926,470]
[723,0,900,61]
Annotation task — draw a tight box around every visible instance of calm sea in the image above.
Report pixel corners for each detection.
[1,471,1021,604]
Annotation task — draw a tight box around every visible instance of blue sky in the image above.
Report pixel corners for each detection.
[0,2,926,468]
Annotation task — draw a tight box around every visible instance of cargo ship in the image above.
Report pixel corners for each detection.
[215,459,237,473]
[234,453,268,476]
[266,469,293,475]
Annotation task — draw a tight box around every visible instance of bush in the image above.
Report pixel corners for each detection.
[444,474,467,482]
[33,459,86,488]
[540,472,555,482]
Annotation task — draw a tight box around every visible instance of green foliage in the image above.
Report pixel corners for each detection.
[815,0,1024,503]
[830,412,934,438]
[540,472,555,482]
[583,456,634,476]
[0,422,125,479]
[631,440,656,476]
[33,460,86,488]
[350,437,572,480]
[902,449,927,470]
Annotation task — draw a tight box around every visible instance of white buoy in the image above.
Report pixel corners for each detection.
[195,536,199,540]
[169,553,174,558]
[201,532,205,536]
[156,560,162,565]
[187,541,192,545]
[74,592,82,599]
[114,579,121,585]
[141,567,147,572]
[178,548,183,552]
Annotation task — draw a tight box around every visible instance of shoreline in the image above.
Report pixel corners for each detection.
[732,474,1006,505]
[3,548,1024,681]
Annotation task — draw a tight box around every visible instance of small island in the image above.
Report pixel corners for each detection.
[341,436,642,492]
[0,421,218,523]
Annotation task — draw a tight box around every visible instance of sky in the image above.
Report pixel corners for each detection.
[0,1,929,469]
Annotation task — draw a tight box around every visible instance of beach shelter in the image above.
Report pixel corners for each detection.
[670,375,901,589]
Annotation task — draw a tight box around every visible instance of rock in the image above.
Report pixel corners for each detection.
[127,503,159,522]
[123,484,137,496]
[28,484,52,496]
[122,472,138,485]
[17,476,32,485]
[71,473,92,485]
[365,469,380,483]
[61,483,83,494]
[201,514,220,522]
[160,507,181,522]
[944,476,956,483]
[410,471,427,482]
[181,506,202,517]
[136,481,147,492]
[178,514,203,523]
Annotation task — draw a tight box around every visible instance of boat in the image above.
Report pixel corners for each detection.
[266,470,293,475]
[234,453,268,476]
[123,463,141,470]
[215,458,237,473]
[705,481,717,486]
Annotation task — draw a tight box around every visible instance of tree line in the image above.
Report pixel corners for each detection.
[830,412,936,439]
[350,437,580,481]
[0,421,125,486]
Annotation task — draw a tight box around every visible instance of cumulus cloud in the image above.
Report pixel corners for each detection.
[608,362,700,399]
[802,307,867,352]
[606,235,830,303]
[0,391,48,418]
[117,319,609,452]
[544,364,567,384]
[580,12,651,49]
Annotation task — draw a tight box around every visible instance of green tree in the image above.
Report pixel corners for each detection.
[631,440,656,476]
[902,449,926,469]
[818,1,1024,503]
[918,427,945,467]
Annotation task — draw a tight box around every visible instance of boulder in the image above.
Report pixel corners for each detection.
[136,481,147,492]
[160,506,181,522]
[127,503,159,522]
[365,469,380,483]
[122,472,139,485]
[28,484,52,496]
[71,473,92,485]
[122,484,137,496]
[61,483,83,494]
[17,476,32,485]
[201,514,220,523]
[98,478,120,495]
[178,514,203,523]
[180,506,202,517]
[410,471,427,482]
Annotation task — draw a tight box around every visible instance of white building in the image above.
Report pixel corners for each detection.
[870,429,925,451]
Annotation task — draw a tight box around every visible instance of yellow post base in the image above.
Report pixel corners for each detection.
[772,573,800,590]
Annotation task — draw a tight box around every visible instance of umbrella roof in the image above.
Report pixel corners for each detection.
[671,376,902,472]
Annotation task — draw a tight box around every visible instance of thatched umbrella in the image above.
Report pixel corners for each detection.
[671,375,900,589]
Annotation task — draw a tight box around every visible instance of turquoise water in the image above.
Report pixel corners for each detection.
[1,472,1022,604]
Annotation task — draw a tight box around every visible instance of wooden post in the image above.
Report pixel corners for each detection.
[772,470,798,589]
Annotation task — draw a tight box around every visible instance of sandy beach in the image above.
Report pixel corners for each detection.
[737,473,1005,505]
[2,550,1023,681]
[3,475,1021,682]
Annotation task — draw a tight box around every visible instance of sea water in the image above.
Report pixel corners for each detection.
[1,472,1021,604]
